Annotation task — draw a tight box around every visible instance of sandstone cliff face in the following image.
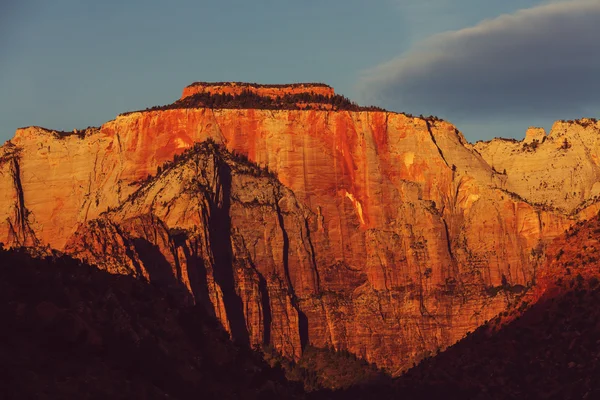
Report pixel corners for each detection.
[381,216,600,400]
[474,118,600,213]
[65,143,311,359]
[0,84,593,373]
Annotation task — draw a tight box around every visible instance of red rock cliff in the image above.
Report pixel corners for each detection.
[0,83,595,374]
[181,82,335,101]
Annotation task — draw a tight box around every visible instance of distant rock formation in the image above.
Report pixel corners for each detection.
[474,118,600,213]
[523,126,546,144]
[181,82,335,100]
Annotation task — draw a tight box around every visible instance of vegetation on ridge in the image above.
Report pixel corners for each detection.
[496,187,559,213]
[15,126,99,140]
[558,117,598,127]
[263,344,390,392]
[127,138,278,191]
[120,90,387,115]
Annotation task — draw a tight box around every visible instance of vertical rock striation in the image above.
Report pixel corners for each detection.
[0,84,596,373]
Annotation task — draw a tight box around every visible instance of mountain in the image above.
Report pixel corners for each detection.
[5,212,600,400]
[1,82,599,374]
[474,120,600,214]
[0,246,301,400]
[335,213,600,400]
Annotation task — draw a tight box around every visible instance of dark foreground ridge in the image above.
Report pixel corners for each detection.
[0,244,391,399]
[3,230,600,399]
[0,247,303,400]
[337,216,600,400]
[385,280,600,399]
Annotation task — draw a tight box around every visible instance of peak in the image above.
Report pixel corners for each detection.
[559,117,598,124]
[181,81,335,100]
[552,118,599,129]
[13,126,96,142]
[524,127,546,144]
[546,118,600,140]
[123,139,280,205]
[13,126,58,141]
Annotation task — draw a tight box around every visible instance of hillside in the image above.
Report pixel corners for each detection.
[333,214,600,399]
[0,247,301,400]
[6,224,600,400]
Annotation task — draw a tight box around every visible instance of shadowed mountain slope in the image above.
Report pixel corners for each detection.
[0,247,302,400]
[331,214,600,400]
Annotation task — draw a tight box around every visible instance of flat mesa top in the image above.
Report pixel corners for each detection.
[181,81,336,101]
[184,82,333,89]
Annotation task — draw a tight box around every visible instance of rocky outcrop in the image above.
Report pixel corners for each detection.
[524,127,547,144]
[181,82,335,101]
[475,118,600,213]
[66,142,311,359]
[0,83,595,374]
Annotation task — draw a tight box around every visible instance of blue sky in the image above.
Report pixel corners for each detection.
[1,0,597,142]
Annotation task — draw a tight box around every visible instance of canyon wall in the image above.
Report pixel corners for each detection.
[1,85,597,373]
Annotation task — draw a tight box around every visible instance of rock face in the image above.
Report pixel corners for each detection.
[181,82,335,101]
[377,215,600,400]
[0,83,597,374]
[524,127,547,144]
[474,118,600,213]
[66,142,311,359]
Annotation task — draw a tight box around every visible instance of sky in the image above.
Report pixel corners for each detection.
[1,0,598,142]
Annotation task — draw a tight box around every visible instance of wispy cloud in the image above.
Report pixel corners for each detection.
[388,0,544,37]
[361,0,600,125]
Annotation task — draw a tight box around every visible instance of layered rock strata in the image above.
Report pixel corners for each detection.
[181,82,335,101]
[474,118,600,213]
[1,85,597,373]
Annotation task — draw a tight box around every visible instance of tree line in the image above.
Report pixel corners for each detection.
[121,90,387,115]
